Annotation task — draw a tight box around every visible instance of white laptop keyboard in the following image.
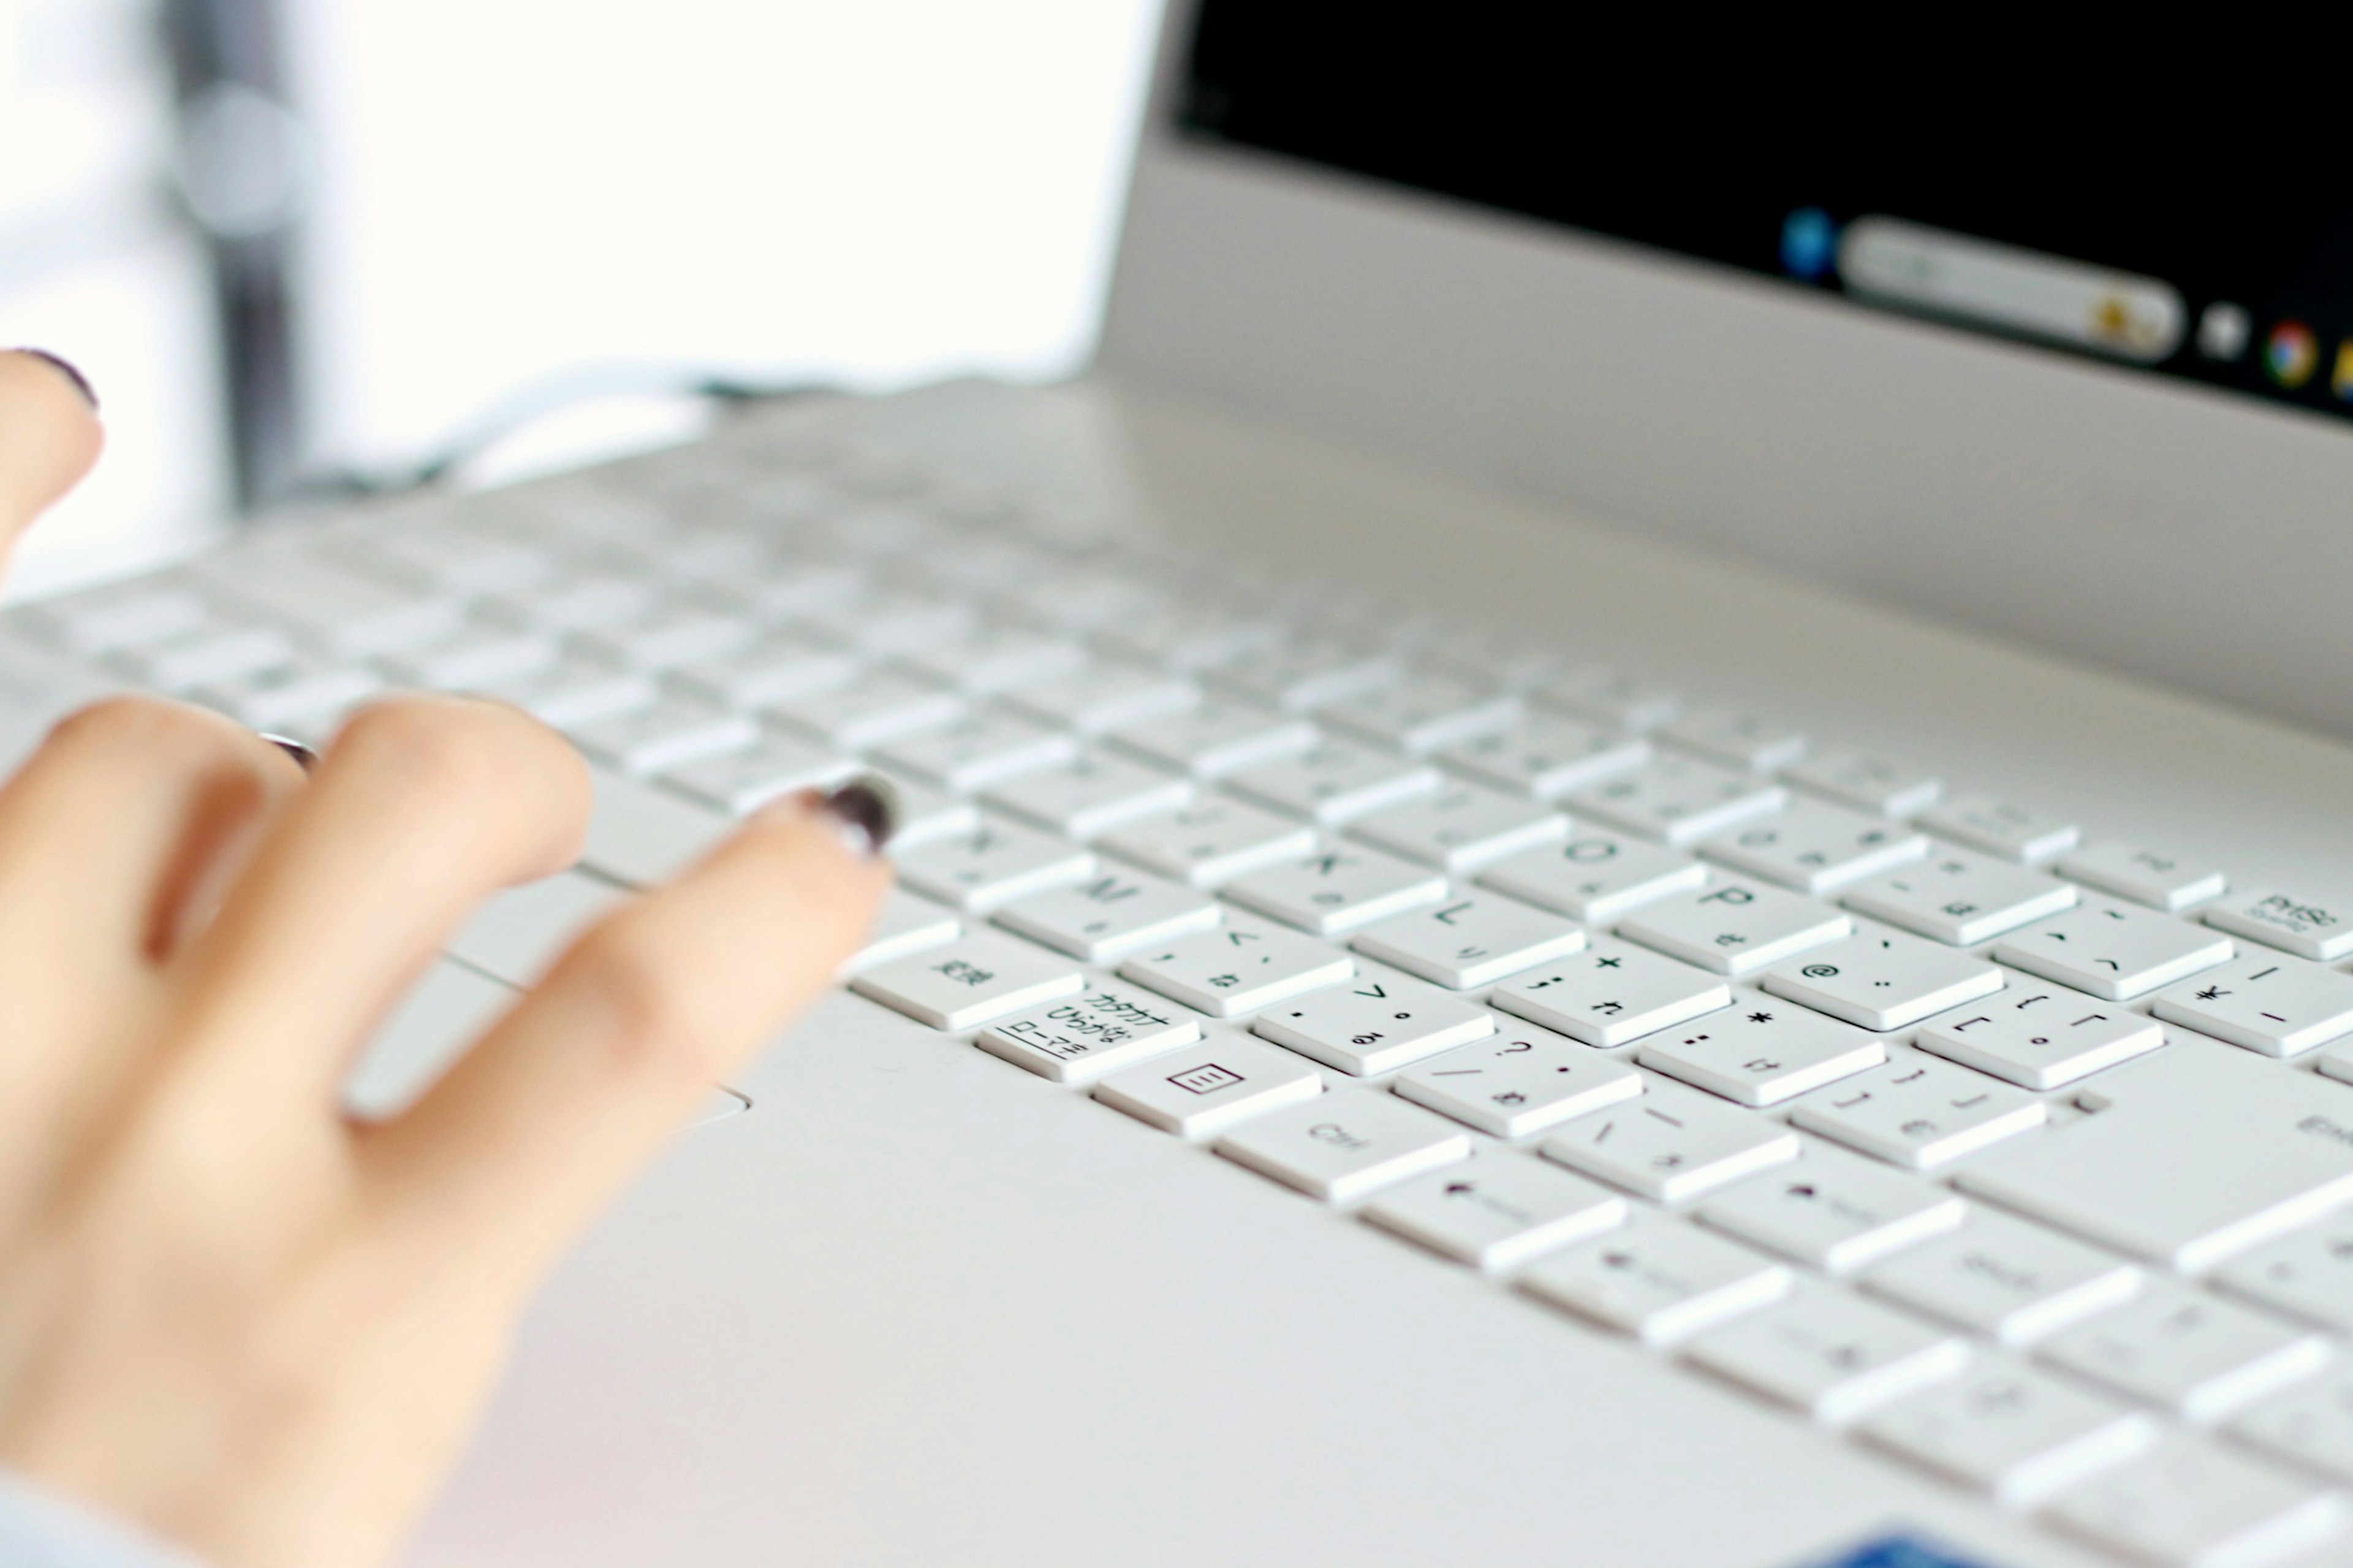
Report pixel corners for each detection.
[16,422,2353,1568]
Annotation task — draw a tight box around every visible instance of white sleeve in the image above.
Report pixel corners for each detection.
[0,1469,209,1568]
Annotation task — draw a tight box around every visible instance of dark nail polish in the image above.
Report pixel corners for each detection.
[818,776,897,858]
[12,349,97,410]
[259,732,318,771]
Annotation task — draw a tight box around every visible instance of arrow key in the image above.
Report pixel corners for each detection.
[1362,1153,1628,1271]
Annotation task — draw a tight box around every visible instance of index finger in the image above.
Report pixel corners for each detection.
[0,350,104,558]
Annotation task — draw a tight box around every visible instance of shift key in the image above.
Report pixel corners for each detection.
[1956,1039,2353,1273]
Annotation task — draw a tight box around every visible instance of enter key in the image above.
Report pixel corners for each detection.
[1956,1037,2353,1273]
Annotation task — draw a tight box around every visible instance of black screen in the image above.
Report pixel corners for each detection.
[1179,7,2353,426]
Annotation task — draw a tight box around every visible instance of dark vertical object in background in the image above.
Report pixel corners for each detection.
[162,0,302,511]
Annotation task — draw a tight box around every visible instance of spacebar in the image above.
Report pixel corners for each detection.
[1955,1042,2353,1273]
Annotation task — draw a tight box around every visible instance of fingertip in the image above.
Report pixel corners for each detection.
[0,350,105,540]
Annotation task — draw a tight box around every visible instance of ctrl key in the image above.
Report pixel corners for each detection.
[1092,1037,1322,1139]
[849,935,1082,1031]
[1215,1088,1471,1202]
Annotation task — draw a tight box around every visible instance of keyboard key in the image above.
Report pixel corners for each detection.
[1618,879,1852,978]
[1215,1088,1471,1202]
[656,734,857,815]
[2153,954,2353,1058]
[980,754,1194,840]
[481,655,659,729]
[1491,939,1731,1048]
[1913,978,2165,1089]
[1993,900,2235,1001]
[1223,740,1441,826]
[1205,638,1399,712]
[839,888,961,974]
[1955,1040,2353,1271]
[1543,1080,1800,1202]
[1116,920,1356,1019]
[1435,714,1649,800]
[1251,973,1493,1075]
[567,700,759,776]
[1762,930,2004,1032]
[1348,893,1585,990]
[862,771,977,849]
[1700,800,1929,895]
[1221,845,1448,937]
[1091,1036,1323,1138]
[447,870,626,987]
[893,818,1095,912]
[1084,782,1319,884]
[2212,1211,2353,1332]
[1392,1022,1642,1137]
[2037,1282,2333,1422]
[1316,673,1519,754]
[1841,850,2079,949]
[1863,1208,2145,1346]
[192,657,383,730]
[1518,1215,1792,1344]
[380,623,559,691]
[2206,887,2353,963]
[1657,706,1808,772]
[1636,990,1887,1107]
[998,662,1200,733]
[849,934,1084,1030]
[1476,831,1707,923]
[28,580,209,653]
[576,606,757,670]
[1699,1142,1966,1274]
[1917,795,2082,863]
[1680,1287,1969,1427]
[1791,1055,2047,1169]
[1342,782,1566,874]
[990,869,1220,963]
[805,590,971,654]
[578,768,733,888]
[1684,1281,1976,1431]
[768,669,965,749]
[2227,1369,2353,1484]
[1091,606,1282,672]
[870,710,1077,793]
[2059,842,2230,912]
[893,624,1086,692]
[109,623,294,691]
[1362,1155,1627,1270]
[664,634,858,710]
[1781,751,1943,818]
[1102,700,1317,778]
[1568,754,1786,846]
[1533,667,1682,731]
[972,985,1203,1084]
[2045,1437,2349,1568]
[1858,1363,2159,1507]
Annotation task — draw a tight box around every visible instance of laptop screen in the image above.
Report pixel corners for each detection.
[1178,9,2353,430]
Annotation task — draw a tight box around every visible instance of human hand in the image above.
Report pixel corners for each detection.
[0,350,892,1567]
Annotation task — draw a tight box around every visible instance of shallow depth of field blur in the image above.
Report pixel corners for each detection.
[0,0,1159,593]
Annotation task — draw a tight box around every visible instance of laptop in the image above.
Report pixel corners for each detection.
[10,7,2353,1566]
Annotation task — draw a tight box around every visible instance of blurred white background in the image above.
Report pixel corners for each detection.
[0,0,1162,593]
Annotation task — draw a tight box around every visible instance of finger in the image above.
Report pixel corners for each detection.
[167,695,590,1118]
[358,786,890,1279]
[0,350,103,558]
[0,696,306,966]
[0,698,304,1203]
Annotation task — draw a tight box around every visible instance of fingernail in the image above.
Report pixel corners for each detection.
[815,775,896,858]
[12,349,97,410]
[257,732,318,771]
